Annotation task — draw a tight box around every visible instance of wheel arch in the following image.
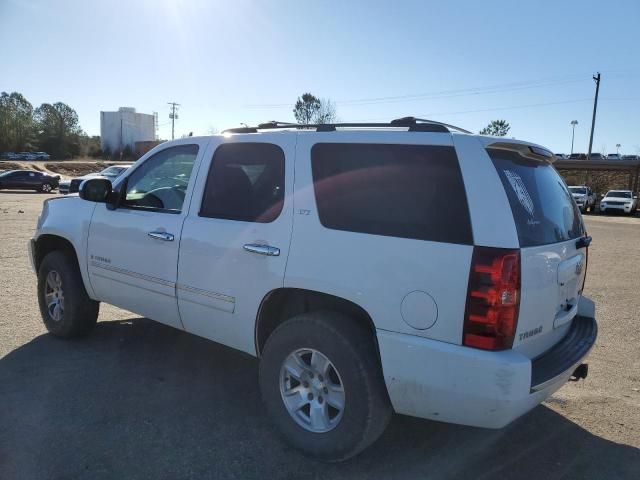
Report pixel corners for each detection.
[34,234,81,274]
[255,288,380,360]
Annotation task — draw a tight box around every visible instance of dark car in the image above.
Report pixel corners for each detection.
[0,170,60,193]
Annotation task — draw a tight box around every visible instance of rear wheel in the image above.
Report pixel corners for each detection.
[37,251,99,338]
[259,311,392,462]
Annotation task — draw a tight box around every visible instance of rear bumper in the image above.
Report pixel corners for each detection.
[377,297,597,429]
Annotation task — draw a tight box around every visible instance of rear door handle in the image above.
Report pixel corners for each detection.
[148,231,175,242]
[243,244,280,256]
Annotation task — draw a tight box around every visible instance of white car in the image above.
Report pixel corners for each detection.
[568,185,597,213]
[600,189,638,214]
[58,165,130,194]
[29,118,597,461]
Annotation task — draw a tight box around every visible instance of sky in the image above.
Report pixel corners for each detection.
[1,0,639,154]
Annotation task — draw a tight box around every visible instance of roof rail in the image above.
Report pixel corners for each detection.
[221,117,472,134]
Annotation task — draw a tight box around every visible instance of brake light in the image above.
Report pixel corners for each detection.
[463,247,520,350]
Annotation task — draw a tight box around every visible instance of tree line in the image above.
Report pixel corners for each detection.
[0,91,100,159]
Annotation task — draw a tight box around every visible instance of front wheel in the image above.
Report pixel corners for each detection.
[259,311,392,462]
[37,251,99,338]
[41,183,53,193]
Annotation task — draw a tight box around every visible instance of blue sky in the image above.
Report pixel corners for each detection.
[1,0,638,154]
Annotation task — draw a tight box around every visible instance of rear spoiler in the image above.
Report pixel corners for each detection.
[481,139,556,163]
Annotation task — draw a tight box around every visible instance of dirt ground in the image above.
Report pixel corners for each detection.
[0,192,638,480]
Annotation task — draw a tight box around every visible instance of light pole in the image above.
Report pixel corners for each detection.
[616,143,621,155]
[570,120,578,155]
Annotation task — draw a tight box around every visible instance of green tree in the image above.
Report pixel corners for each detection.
[34,102,83,159]
[0,92,35,152]
[293,93,321,124]
[292,93,338,124]
[479,119,510,137]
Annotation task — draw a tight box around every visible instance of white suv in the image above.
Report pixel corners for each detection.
[29,118,597,461]
[600,189,638,215]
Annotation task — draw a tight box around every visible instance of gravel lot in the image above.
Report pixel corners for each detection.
[1,192,639,480]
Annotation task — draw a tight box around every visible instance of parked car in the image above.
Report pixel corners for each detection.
[600,189,638,214]
[554,153,568,159]
[0,169,60,192]
[3,152,22,160]
[568,185,597,213]
[589,153,605,160]
[33,151,51,160]
[606,153,622,161]
[568,153,587,160]
[0,152,13,159]
[622,155,639,161]
[59,164,130,194]
[29,120,597,461]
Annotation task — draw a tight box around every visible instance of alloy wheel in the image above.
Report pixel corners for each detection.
[44,270,64,322]
[279,348,345,433]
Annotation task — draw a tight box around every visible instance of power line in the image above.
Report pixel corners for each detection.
[243,75,592,109]
[352,98,594,122]
[242,70,638,109]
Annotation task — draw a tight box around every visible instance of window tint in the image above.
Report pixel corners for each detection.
[122,144,198,213]
[200,143,285,223]
[311,143,473,245]
[487,148,584,247]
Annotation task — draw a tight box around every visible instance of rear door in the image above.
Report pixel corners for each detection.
[487,148,587,358]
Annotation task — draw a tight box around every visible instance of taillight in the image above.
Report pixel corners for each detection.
[463,247,520,351]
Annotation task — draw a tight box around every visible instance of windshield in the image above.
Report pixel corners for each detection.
[99,166,126,177]
[606,191,631,198]
[569,187,587,194]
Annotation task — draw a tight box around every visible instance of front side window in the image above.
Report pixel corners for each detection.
[122,144,198,213]
[311,143,473,245]
[200,143,285,223]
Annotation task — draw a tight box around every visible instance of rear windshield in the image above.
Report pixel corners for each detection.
[487,148,584,247]
[569,187,586,194]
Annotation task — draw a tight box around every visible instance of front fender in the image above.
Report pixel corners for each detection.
[34,196,97,299]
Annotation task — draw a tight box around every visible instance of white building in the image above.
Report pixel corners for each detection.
[100,107,155,153]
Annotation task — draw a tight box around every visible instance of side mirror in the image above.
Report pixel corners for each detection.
[79,177,113,203]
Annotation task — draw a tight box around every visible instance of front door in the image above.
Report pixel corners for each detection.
[177,136,295,354]
[87,141,206,329]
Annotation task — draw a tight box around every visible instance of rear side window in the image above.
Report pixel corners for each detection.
[311,143,473,245]
[200,143,285,223]
[487,148,584,247]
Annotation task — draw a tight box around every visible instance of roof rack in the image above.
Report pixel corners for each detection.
[221,117,472,134]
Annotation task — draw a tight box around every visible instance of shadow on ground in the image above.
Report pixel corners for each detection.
[1,318,638,480]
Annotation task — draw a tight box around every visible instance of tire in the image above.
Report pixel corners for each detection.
[259,310,392,462]
[37,250,99,338]
[41,183,52,193]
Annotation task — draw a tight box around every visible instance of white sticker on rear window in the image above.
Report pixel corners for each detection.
[504,169,535,217]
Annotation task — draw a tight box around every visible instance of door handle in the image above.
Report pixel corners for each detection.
[243,244,280,256]
[148,231,175,242]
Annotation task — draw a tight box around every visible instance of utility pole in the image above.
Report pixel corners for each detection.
[168,102,180,140]
[587,73,600,160]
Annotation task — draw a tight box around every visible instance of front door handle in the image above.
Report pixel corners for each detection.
[148,231,175,242]
[243,244,280,256]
